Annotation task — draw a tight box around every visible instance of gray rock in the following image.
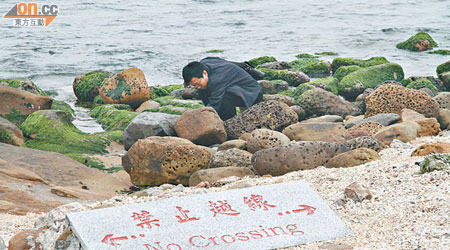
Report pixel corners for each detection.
[344,136,385,152]
[224,100,298,139]
[247,129,291,153]
[123,112,180,150]
[170,88,184,98]
[252,141,348,176]
[188,167,255,187]
[419,87,435,97]
[210,148,253,171]
[345,113,400,129]
[263,94,295,106]
[0,236,6,250]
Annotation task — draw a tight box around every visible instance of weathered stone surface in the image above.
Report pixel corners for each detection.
[7,229,44,250]
[282,122,346,141]
[347,121,384,136]
[258,80,289,94]
[411,142,450,156]
[72,70,114,102]
[325,148,380,168]
[344,136,385,152]
[210,148,253,170]
[401,109,441,136]
[374,122,420,145]
[0,86,52,116]
[439,72,450,90]
[438,109,450,129]
[433,92,450,110]
[344,182,373,202]
[419,154,450,173]
[224,100,298,139]
[0,117,23,146]
[301,115,344,123]
[297,87,359,118]
[290,105,306,120]
[122,137,213,186]
[123,112,180,150]
[252,141,348,176]
[175,107,227,146]
[365,84,439,118]
[188,167,255,187]
[247,129,291,153]
[135,100,161,113]
[181,87,199,99]
[217,139,247,151]
[99,67,151,109]
[263,94,295,106]
[345,113,400,129]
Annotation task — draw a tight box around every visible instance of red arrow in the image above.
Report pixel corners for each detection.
[101,234,129,246]
[292,205,316,215]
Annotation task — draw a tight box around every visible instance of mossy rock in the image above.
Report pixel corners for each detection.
[338,63,404,100]
[0,78,47,96]
[405,78,438,95]
[248,56,277,67]
[51,100,75,116]
[396,32,438,52]
[315,52,339,56]
[308,77,339,95]
[295,53,318,59]
[331,57,389,72]
[90,104,137,130]
[153,96,203,109]
[73,70,113,102]
[291,84,315,103]
[436,60,450,75]
[333,65,362,82]
[428,49,450,55]
[0,130,13,145]
[206,49,224,53]
[22,110,122,155]
[289,58,331,77]
[419,154,450,174]
[257,68,309,86]
[0,109,29,128]
[150,84,184,99]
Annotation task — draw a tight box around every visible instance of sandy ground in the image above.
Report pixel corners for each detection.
[0,134,449,249]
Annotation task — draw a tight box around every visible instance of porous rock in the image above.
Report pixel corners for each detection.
[282,122,346,141]
[345,113,400,129]
[210,148,253,170]
[263,94,295,106]
[246,129,291,153]
[347,121,384,136]
[326,148,380,168]
[411,142,450,156]
[344,136,385,152]
[433,92,450,110]
[189,167,255,187]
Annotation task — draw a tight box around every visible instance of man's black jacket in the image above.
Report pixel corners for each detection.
[198,57,262,112]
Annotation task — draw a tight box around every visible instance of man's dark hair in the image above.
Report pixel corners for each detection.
[182,61,207,87]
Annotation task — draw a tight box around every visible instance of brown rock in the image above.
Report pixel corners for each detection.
[411,142,450,156]
[347,121,384,136]
[122,136,213,186]
[0,117,24,146]
[8,229,43,250]
[0,86,52,116]
[247,129,290,153]
[401,109,441,136]
[438,109,450,129]
[325,148,380,168]
[415,40,432,51]
[217,139,247,151]
[374,121,420,145]
[188,167,254,187]
[174,107,227,146]
[282,122,346,141]
[135,100,161,113]
[365,84,439,118]
[239,133,251,141]
[99,67,151,109]
[263,94,295,106]
[210,148,253,170]
[342,129,371,140]
[344,182,373,202]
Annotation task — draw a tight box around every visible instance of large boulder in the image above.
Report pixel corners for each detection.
[344,136,385,152]
[135,100,161,113]
[247,129,291,153]
[365,84,439,118]
[0,117,23,146]
[252,141,348,176]
[433,92,450,110]
[338,63,404,100]
[258,68,310,87]
[282,122,346,141]
[301,115,343,123]
[174,107,227,146]
[374,122,421,145]
[258,80,289,94]
[224,100,298,139]
[0,86,52,121]
[188,167,255,187]
[347,121,384,136]
[331,56,389,72]
[263,94,296,106]
[325,148,380,168]
[296,87,359,118]
[123,112,180,150]
[210,148,253,170]
[99,67,151,109]
[396,32,438,52]
[122,137,213,186]
[401,109,441,137]
[438,109,450,129]
[411,142,450,156]
[72,70,114,102]
[345,113,400,128]
[289,58,331,77]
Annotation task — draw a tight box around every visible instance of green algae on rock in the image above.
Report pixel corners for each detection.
[289,58,331,77]
[0,78,47,96]
[248,56,277,67]
[153,96,204,109]
[308,77,339,95]
[295,53,318,59]
[428,49,450,55]
[419,153,450,174]
[206,49,224,53]
[51,100,75,116]
[338,63,404,100]
[334,65,362,82]
[72,70,113,102]
[331,57,389,72]
[150,84,183,99]
[436,60,450,75]
[405,78,438,95]
[90,104,137,130]
[257,67,310,86]
[315,51,339,56]
[396,32,438,52]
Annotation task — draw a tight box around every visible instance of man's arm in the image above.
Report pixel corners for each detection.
[206,86,226,112]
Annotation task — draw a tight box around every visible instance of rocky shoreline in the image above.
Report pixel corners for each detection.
[1,32,450,249]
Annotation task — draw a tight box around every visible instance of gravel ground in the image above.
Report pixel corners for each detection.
[1,134,449,249]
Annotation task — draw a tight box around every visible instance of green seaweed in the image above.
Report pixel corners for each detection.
[66,154,122,173]
[90,104,136,130]
[396,32,438,51]
[0,130,13,144]
[0,109,29,128]
[1,78,47,96]
[331,57,389,72]
[406,78,438,94]
[207,49,224,53]
[248,56,277,67]
[150,84,183,99]
[315,52,339,56]
[308,77,339,95]
[333,65,362,81]
[258,68,304,86]
[428,49,450,55]
[105,74,131,100]
[436,60,450,75]
[295,53,318,59]
[51,100,75,116]
[73,70,112,102]
[289,58,331,77]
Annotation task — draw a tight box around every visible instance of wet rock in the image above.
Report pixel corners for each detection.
[0,117,23,146]
[345,113,400,129]
[170,88,184,98]
[189,167,254,187]
[374,122,421,145]
[344,182,373,202]
[326,148,380,168]
[210,148,253,170]
[282,122,346,141]
[258,80,289,94]
[175,107,227,146]
[401,109,441,137]
[331,56,389,72]
[263,94,295,106]
[247,129,290,153]
[224,100,298,139]
[365,84,439,118]
[419,87,435,97]
[72,70,113,102]
[252,141,348,176]
[122,136,213,186]
[396,32,437,51]
[438,109,450,129]
[344,136,385,152]
[258,68,310,87]
[217,139,247,151]
[419,154,450,173]
[433,92,450,110]
[135,100,161,113]
[411,142,450,156]
[347,121,384,136]
[123,112,179,150]
[289,58,331,78]
[308,77,339,95]
[99,67,151,109]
